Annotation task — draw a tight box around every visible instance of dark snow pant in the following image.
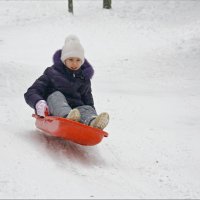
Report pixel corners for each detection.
[47,91,97,125]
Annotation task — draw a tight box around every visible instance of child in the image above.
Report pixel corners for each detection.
[24,34,109,130]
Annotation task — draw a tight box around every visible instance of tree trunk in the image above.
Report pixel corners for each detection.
[68,0,73,14]
[103,0,112,9]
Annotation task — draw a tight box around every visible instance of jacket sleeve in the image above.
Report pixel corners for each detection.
[24,70,50,109]
[81,80,95,110]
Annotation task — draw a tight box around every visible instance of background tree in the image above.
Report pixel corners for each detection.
[103,0,112,9]
[68,0,112,14]
[68,0,73,14]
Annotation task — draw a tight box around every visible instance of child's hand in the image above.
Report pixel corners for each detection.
[35,100,49,117]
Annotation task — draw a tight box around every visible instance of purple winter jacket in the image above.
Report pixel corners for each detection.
[24,50,95,110]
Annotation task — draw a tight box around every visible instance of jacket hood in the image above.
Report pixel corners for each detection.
[53,49,94,80]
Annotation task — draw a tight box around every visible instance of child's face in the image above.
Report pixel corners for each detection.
[64,57,82,71]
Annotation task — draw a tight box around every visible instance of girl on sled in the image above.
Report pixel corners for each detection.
[24,35,109,130]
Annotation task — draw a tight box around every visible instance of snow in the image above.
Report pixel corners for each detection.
[0,0,200,198]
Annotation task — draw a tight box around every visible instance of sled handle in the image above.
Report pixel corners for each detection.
[32,114,55,122]
[103,132,108,137]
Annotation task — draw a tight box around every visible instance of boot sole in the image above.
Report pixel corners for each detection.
[91,112,109,130]
[67,109,81,122]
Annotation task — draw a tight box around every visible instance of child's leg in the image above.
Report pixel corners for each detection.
[76,105,97,125]
[47,91,71,117]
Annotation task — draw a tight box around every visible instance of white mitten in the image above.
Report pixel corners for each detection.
[35,100,49,117]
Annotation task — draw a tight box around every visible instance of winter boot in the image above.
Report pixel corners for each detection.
[67,108,81,122]
[90,112,109,130]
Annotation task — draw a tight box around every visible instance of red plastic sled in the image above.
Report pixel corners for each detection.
[32,114,108,146]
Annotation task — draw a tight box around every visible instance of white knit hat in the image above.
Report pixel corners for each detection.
[61,35,85,65]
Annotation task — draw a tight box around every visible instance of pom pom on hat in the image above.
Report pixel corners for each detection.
[61,35,85,65]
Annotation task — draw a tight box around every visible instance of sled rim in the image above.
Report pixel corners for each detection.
[32,114,108,137]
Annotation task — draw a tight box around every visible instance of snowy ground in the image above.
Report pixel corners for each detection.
[0,0,200,199]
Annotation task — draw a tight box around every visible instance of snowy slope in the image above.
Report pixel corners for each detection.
[0,0,200,198]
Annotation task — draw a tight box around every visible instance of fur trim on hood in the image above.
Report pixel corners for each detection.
[53,49,94,80]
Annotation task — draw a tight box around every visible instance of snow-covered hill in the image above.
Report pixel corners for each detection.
[0,0,200,198]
